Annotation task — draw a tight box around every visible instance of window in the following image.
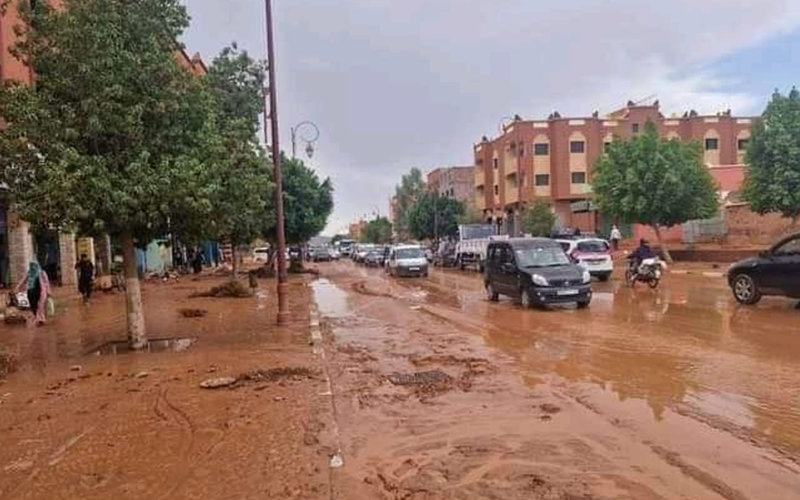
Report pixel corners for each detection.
[774,237,800,256]
[705,138,719,151]
[571,172,586,184]
[494,185,499,195]
[534,174,550,186]
[738,138,749,151]
[493,158,499,169]
[570,141,585,154]
[632,123,640,134]
[497,246,516,268]
[534,143,549,156]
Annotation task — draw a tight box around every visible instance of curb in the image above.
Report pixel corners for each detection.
[309,299,344,470]
[670,270,725,278]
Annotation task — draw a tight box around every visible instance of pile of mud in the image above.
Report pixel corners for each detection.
[190,280,253,298]
[0,350,19,378]
[200,366,318,389]
[179,308,208,318]
[387,370,454,398]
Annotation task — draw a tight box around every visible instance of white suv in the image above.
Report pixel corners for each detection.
[556,238,613,282]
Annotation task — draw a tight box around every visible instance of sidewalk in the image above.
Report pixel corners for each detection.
[0,272,332,499]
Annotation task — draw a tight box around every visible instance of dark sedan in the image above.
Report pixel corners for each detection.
[728,233,800,305]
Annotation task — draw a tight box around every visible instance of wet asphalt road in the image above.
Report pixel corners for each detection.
[315,259,800,497]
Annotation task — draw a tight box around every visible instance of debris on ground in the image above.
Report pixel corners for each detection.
[69,365,82,372]
[179,308,208,318]
[387,370,454,398]
[199,367,317,390]
[134,371,150,379]
[199,376,238,389]
[4,309,26,325]
[238,366,317,383]
[190,280,253,298]
[539,403,561,414]
[0,351,19,378]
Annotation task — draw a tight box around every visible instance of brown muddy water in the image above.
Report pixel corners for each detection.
[315,261,800,499]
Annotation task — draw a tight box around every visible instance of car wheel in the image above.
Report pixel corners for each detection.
[486,283,499,302]
[732,273,761,305]
[577,300,590,309]
[599,273,610,282]
[521,289,533,309]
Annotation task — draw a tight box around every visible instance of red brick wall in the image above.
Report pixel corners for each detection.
[725,205,798,246]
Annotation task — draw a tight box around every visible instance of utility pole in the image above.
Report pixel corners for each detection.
[264,0,289,325]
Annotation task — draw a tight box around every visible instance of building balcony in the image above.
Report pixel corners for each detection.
[505,185,519,204]
[475,169,485,187]
[475,193,486,210]
[521,186,551,201]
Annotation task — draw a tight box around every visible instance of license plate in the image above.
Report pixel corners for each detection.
[557,289,579,296]
[408,267,419,271]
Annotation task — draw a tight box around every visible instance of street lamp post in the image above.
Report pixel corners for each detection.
[291,121,320,159]
[264,0,289,325]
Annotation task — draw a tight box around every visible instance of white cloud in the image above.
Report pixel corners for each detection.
[183,0,800,235]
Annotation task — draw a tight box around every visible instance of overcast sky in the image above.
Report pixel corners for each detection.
[181,0,800,236]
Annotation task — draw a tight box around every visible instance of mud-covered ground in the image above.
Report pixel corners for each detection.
[1,261,799,499]
[318,261,800,499]
[0,273,333,500]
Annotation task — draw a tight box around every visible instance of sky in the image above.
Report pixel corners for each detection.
[181,0,800,236]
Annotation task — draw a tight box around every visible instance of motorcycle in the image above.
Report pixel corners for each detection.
[625,257,666,289]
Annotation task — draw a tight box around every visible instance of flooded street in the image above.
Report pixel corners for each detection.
[317,260,800,499]
[0,263,799,499]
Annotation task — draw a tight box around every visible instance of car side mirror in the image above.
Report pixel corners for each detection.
[501,262,516,273]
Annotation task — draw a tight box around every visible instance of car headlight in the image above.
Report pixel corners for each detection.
[582,270,591,284]
[532,274,549,286]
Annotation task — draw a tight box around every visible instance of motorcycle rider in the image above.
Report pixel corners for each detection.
[628,238,655,278]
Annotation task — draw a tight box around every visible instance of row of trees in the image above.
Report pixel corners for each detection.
[0,0,332,346]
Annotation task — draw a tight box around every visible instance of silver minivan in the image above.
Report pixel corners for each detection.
[387,245,429,277]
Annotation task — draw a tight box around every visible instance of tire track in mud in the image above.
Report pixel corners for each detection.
[153,387,197,500]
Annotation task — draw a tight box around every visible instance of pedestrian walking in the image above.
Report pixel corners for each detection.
[15,261,51,326]
[610,225,622,251]
[192,248,205,274]
[75,253,95,303]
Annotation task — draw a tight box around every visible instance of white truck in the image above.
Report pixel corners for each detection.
[455,224,506,272]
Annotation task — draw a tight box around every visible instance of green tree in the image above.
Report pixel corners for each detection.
[743,88,800,226]
[0,0,217,347]
[458,205,486,225]
[408,192,465,241]
[521,201,556,237]
[362,217,392,244]
[393,168,426,239]
[267,155,334,246]
[592,122,718,262]
[203,45,274,277]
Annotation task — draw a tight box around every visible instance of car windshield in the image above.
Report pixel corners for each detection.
[576,240,609,253]
[515,246,570,267]
[397,248,424,259]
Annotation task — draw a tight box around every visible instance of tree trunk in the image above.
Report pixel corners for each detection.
[652,225,673,264]
[121,231,147,349]
[231,245,239,279]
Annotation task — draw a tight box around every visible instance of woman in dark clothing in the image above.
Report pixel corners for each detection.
[15,261,51,325]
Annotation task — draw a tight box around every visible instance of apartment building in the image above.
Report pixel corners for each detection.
[474,100,756,235]
[427,166,475,208]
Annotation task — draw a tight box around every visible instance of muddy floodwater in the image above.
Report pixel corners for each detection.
[316,261,800,499]
[1,263,799,499]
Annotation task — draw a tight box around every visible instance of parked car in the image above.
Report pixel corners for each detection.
[365,249,385,267]
[728,232,800,305]
[328,248,341,260]
[310,246,332,262]
[556,238,613,281]
[252,247,270,263]
[387,245,429,277]
[354,244,373,264]
[484,238,591,308]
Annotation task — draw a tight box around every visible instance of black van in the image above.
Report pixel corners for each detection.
[484,238,592,308]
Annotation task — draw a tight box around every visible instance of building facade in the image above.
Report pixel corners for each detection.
[474,100,756,236]
[349,220,367,242]
[427,166,475,208]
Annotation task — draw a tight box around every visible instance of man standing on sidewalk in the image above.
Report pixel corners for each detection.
[75,253,95,303]
[609,225,622,251]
